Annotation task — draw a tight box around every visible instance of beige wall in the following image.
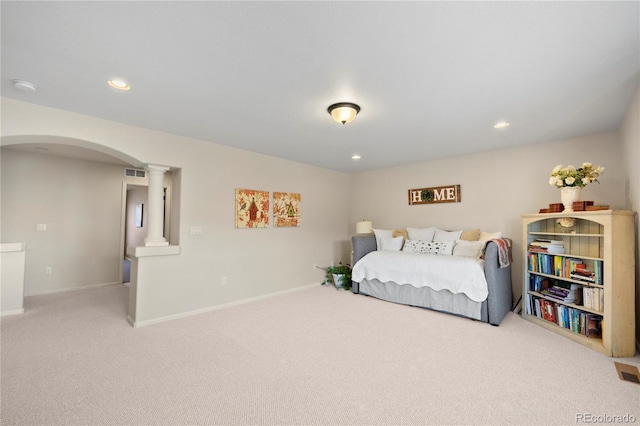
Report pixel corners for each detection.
[350,132,627,303]
[0,149,124,295]
[620,85,640,346]
[1,98,352,323]
[2,96,636,331]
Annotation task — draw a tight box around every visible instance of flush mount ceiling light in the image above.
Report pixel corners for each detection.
[351,155,361,160]
[328,102,360,125]
[12,79,38,92]
[108,79,131,91]
[493,121,510,129]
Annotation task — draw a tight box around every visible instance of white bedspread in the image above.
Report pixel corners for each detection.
[352,251,488,302]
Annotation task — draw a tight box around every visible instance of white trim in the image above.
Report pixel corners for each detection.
[1,308,25,316]
[0,243,26,253]
[26,281,120,296]
[128,283,320,328]
[127,245,180,258]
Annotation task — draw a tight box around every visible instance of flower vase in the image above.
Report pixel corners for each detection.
[560,186,582,212]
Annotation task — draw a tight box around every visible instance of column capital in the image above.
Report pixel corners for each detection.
[145,164,170,173]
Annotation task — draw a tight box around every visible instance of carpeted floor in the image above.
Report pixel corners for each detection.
[1,284,639,425]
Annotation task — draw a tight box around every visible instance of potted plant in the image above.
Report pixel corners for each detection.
[326,263,352,290]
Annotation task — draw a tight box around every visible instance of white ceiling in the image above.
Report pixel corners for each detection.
[1,1,638,173]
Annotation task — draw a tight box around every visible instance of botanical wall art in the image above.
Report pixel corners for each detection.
[235,188,269,228]
[273,192,301,227]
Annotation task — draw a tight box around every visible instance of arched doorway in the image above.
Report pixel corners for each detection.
[0,135,171,322]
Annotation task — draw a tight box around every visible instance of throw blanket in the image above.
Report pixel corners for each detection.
[481,238,512,268]
[352,251,488,302]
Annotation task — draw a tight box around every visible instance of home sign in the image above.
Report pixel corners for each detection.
[408,184,461,205]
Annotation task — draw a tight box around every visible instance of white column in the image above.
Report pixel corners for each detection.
[144,164,170,247]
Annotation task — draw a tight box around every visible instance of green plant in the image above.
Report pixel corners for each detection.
[325,263,352,289]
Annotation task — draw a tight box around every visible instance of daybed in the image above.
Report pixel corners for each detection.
[351,231,513,325]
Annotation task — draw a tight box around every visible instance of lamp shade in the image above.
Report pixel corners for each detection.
[328,102,360,125]
[356,220,373,234]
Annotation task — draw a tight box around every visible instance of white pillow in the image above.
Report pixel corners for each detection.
[379,236,404,251]
[478,231,503,243]
[402,240,454,255]
[407,227,436,241]
[433,229,463,242]
[452,240,485,258]
[373,229,394,250]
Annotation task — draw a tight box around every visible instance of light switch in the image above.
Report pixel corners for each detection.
[190,226,203,235]
[36,224,47,231]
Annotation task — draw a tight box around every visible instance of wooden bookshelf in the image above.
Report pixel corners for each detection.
[521,210,636,357]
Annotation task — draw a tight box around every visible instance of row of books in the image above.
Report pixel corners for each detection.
[526,295,602,338]
[540,284,581,304]
[528,239,565,254]
[583,286,604,312]
[527,252,603,285]
[529,275,603,311]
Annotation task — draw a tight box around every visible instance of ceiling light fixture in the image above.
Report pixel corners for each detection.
[328,102,360,125]
[108,79,131,91]
[493,121,510,129]
[352,155,361,160]
[12,79,38,92]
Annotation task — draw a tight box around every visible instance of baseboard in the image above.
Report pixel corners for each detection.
[129,282,320,328]
[26,281,121,296]
[1,308,25,316]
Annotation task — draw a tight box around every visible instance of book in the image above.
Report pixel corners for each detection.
[586,315,602,338]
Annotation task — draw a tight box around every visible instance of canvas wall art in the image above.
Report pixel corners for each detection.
[235,188,269,228]
[273,192,301,227]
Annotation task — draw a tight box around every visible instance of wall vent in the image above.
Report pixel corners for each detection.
[124,168,146,178]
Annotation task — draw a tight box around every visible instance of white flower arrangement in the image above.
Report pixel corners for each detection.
[549,163,604,188]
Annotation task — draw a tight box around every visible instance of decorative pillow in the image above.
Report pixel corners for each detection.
[373,229,394,250]
[452,240,485,258]
[433,229,463,242]
[402,240,454,255]
[393,228,408,240]
[478,231,503,243]
[380,236,404,251]
[460,228,481,241]
[407,227,436,241]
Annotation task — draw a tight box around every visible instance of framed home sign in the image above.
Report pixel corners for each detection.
[408,184,461,205]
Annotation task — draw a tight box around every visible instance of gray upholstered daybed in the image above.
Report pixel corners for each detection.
[351,234,513,326]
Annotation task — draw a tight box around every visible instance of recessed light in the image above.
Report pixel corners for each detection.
[493,121,510,129]
[12,79,38,92]
[108,80,131,91]
[352,155,361,160]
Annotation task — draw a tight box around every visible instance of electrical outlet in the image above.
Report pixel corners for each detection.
[221,276,227,285]
[45,266,53,275]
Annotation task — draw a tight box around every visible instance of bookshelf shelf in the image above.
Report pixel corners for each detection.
[521,210,636,357]
[527,315,605,351]
[529,231,605,238]
[528,291,603,315]
[528,270,604,288]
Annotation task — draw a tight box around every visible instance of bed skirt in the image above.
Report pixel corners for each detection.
[358,278,488,322]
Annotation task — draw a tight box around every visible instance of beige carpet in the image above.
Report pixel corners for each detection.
[1,283,639,426]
